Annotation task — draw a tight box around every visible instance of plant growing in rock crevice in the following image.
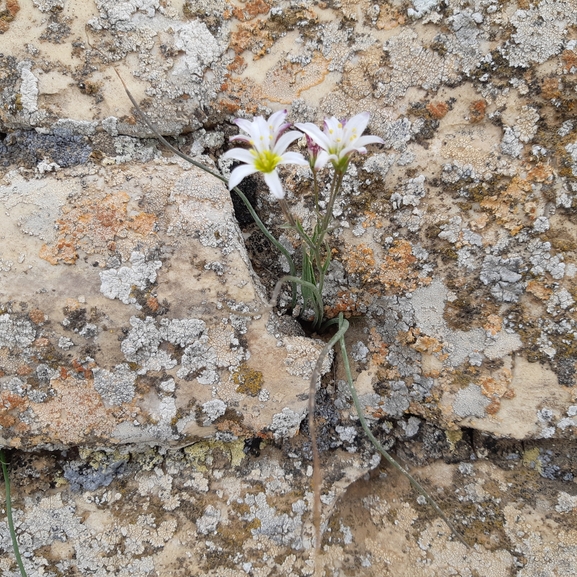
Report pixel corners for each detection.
[116,71,469,554]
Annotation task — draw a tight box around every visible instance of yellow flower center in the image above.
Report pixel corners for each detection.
[253,149,282,173]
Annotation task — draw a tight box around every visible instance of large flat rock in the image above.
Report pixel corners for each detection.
[0,159,327,449]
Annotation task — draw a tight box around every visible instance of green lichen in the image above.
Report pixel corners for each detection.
[445,429,463,452]
[522,447,541,472]
[184,439,246,471]
[232,363,264,397]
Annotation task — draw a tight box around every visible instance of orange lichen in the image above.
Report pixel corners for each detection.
[33,337,50,349]
[71,358,97,379]
[29,376,116,445]
[28,308,46,324]
[485,399,501,415]
[561,49,577,73]
[230,19,273,59]
[378,240,430,292]
[479,176,531,233]
[483,314,503,336]
[340,240,429,294]
[16,365,33,376]
[376,3,406,30]
[0,391,28,430]
[526,280,553,300]
[427,101,449,119]
[413,335,444,355]
[146,295,160,312]
[480,374,509,399]
[469,100,486,124]
[476,368,514,416]
[341,244,376,282]
[40,191,157,265]
[0,0,20,34]
[541,77,562,99]
[368,327,389,367]
[231,0,271,22]
[324,289,369,319]
[216,77,259,115]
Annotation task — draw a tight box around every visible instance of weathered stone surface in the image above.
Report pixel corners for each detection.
[2,0,576,443]
[0,159,328,449]
[1,0,577,575]
[0,438,576,576]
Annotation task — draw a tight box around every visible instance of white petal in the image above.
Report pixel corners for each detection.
[273,130,302,154]
[234,118,256,135]
[263,171,285,199]
[345,111,370,135]
[340,136,383,158]
[279,151,308,166]
[222,148,256,164]
[228,164,258,190]
[353,135,384,147]
[295,123,331,150]
[314,150,330,170]
[324,116,341,134]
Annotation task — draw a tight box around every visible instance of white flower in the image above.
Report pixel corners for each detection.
[295,112,384,171]
[223,110,308,199]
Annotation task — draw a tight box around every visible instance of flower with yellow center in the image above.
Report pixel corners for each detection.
[223,110,307,199]
[296,112,384,172]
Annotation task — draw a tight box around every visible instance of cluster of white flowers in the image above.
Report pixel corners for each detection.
[223,110,383,199]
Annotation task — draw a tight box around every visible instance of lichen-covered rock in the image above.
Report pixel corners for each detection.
[1,0,577,573]
[0,160,328,449]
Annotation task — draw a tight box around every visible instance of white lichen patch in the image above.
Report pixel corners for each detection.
[100,251,162,306]
[505,3,575,67]
[0,314,36,349]
[92,363,136,406]
[283,336,332,379]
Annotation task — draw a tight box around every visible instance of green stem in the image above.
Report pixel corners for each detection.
[318,171,344,248]
[0,451,27,577]
[335,315,470,549]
